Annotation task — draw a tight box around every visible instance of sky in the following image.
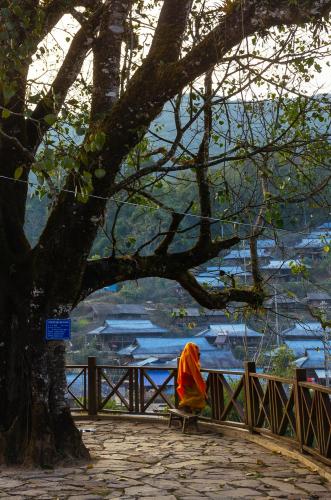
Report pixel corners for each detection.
[27,7,331,104]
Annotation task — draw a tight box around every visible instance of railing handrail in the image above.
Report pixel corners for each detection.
[298,380,331,393]
[65,357,331,467]
[249,372,294,384]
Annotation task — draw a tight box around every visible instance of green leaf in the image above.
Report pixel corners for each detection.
[1,108,10,119]
[94,168,106,179]
[323,245,330,253]
[2,86,15,105]
[14,166,23,179]
[44,114,57,126]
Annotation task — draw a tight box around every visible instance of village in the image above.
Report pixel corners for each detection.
[68,219,331,396]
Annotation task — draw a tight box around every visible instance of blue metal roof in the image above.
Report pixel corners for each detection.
[133,336,216,352]
[317,222,331,230]
[285,339,329,357]
[195,275,224,288]
[197,323,263,338]
[256,239,276,249]
[91,319,168,335]
[118,337,242,369]
[224,249,269,259]
[295,238,328,249]
[295,349,327,369]
[282,322,329,339]
[206,266,251,277]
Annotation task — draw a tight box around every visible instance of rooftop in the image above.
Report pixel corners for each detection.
[117,336,241,368]
[224,248,269,260]
[306,292,331,301]
[295,348,327,369]
[195,275,225,288]
[171,307,200,317]
[256,239,277,248]
[317,221,331,230]
[196,323,263,338]
[282,322,330,338]
[284,339,330,356]
[206,265,251,276]
[261,259,305,270]
[295,238,328,249]
[88,319,168,336]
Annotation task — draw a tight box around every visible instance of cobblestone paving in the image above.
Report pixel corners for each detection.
[0,419,330,499]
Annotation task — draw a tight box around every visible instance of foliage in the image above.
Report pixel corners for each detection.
[268,345,296,378]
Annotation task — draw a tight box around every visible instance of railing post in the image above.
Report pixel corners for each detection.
[88,356,98,416]
[295,368,306,453]
[244,361,257,432]
[174,358,179,409]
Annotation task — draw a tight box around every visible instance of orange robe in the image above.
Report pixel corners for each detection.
[177,342,206,411]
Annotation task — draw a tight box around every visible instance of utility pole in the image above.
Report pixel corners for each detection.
[320,301,330,387]
[274,289,280,347]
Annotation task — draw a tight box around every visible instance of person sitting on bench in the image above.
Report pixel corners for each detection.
[177,342,206,414]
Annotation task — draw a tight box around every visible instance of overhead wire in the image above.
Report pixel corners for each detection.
[0,173,320,237]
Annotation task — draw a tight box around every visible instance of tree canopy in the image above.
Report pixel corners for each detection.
[1,0,331,465]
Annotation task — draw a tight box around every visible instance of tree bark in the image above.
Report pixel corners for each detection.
[0,301,89,465]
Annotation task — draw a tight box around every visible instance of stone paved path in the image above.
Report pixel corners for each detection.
[0,419,330,499]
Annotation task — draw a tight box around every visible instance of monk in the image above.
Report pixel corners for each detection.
[177,342,207,413]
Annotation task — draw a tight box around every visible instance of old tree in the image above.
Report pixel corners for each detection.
[1,0,331,465]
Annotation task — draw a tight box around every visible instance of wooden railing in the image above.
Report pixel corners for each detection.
[66,357,331,466]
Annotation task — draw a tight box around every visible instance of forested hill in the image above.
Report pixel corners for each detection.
[25,94,331,251]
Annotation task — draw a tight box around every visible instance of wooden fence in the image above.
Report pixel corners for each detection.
[66,357,331,466]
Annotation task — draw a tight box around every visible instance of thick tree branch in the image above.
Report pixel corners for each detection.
[176,271,265,309]
[27,22,97,149]
[90,0,133,120]
[77,235,241,302]
[195,70,213,248]
[147,0,192,63]
[35,0,331,303]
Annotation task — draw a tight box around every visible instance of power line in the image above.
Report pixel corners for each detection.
[0,173,322,237]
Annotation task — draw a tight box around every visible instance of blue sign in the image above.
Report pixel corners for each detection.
[46,319,71,340]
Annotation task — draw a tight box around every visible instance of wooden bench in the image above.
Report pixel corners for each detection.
[168,408,199,433]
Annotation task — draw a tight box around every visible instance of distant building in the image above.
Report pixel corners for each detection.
[284,339,330,358]
[171,306,239,327]
[196,323,263,348]
[281,322,329,340]
[224,248,270,265]
[87,319,168,350]
[306,292,331,308]
[316,221,331,231]
[171,307,201,327]
[118,336,241,369]
[261,260,307,281]
[203,309,233,324]
[206,266,252,283]
[195,273,225,289]
[264,294,306,312]
[294,237,329,260]
[256,239,277,250]
[73,302,149,322]
[295,349,329,384]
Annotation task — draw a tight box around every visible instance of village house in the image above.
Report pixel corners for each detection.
[281,322,327,341]
[295,349,330,385]
[206,265,252,283]
[264,293,307,313]
[117,336,241,369]
[294,237,328,260]
[87,319,168,350]
[260,259,307,281]
[305,292,331,309]
[195,323,263,349]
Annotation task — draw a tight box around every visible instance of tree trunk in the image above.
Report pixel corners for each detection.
[0,293,89,466]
